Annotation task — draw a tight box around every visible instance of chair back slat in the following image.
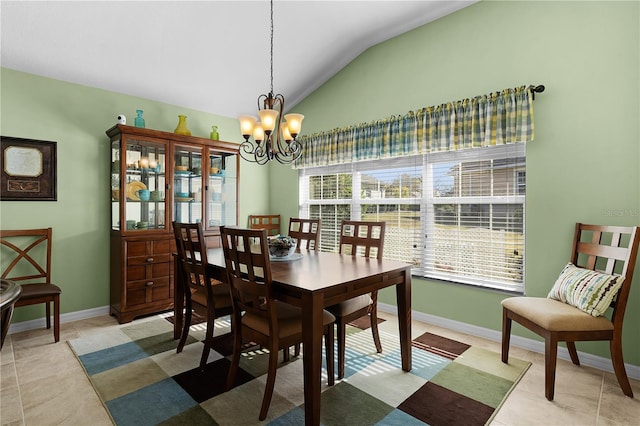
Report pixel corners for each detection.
[220,227,274,321]
[288,218,320,251]
[339,220,385,260]
[571,223,640,325]
[173,222,211,293]
[249,214,281,236]
[0,228,52,283]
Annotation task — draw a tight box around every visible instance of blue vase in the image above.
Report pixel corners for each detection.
[134,109,145,128]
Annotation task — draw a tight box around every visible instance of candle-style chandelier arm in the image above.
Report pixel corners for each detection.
[258,92,285,111]
[239,140,272,165]
[273,140,302,164]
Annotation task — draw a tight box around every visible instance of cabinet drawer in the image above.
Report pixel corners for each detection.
[126,240,172,257]
[127,261,171,281]
[125,276,171,307]
[127,253,172,266]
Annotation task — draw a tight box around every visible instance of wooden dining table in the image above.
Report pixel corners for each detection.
[173,248,412,426]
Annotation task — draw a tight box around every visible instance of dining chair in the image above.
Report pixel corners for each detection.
[287,218,321,251]
[502,223,640,400]
[172,222,233,369]
[220,226,335,421]
[0,228,62,342]
[326,220,386,379]
[248,214,281,236]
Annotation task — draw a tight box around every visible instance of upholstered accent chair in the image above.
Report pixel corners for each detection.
[501,223,639,400]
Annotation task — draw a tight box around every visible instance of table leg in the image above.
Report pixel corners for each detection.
[173,255,184,340]
[301,292,324,426]
[396,268,412,372]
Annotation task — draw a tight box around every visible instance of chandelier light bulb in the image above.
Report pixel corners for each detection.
[258,109,279,133]
[280,122,293,142]
[238,115,257,138]
[284,113,304,137]
[252,123,265,144]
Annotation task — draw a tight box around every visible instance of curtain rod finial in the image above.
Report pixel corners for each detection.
[531,84,545,100]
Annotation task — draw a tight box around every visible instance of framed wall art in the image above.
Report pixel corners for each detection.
[1,136,57,201]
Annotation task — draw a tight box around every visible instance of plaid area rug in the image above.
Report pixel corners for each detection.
[68,314,530,426]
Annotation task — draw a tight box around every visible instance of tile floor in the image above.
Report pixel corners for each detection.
[1,312,639,425]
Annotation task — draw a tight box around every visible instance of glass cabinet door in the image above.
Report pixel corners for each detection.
[173,144,204,225]
[111,138,167,231]
[111,141,122,229]
[206,151,237,229]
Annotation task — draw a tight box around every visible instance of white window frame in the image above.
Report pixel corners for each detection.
[298,144,526,294]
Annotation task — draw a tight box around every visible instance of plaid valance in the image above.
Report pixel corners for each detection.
[294,85,536,169]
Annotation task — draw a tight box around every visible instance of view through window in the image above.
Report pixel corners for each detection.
[298,144,525,293]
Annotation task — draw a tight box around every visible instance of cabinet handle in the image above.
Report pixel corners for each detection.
[146,257,154,262]
[146,281,154,287]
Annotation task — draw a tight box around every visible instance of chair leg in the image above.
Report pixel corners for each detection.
[337,321,347,379]
[45,301,51,329]
[325,324,335,386]
[566,341,580,365]
[501,308,512,363]
[226,318,243,391]
[544,335,558,401]
[199,307,216,370]
[370,309,382,353]
[294,343,301,357]
[259,338,280,421]
[283,347,290,362]
[177,298,193,353]
[53,296,60,342]
[610,337,634,397]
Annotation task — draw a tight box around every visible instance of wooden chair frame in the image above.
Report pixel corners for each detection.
[288,218,321,252]
[328,220,385,379]
[1,228,61,342]
[220,226,334,420]
[173,222,233,369]
[501,223,640,400]
[248,214,281,236]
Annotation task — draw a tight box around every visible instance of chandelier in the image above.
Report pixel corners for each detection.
[237,0,304,165]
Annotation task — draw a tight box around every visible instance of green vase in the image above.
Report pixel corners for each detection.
[210,125,219,140]
[174,115,191,136]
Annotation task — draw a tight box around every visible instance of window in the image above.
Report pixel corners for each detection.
[299,144,525,293]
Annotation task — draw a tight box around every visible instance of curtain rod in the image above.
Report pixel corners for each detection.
[530,84,545,100]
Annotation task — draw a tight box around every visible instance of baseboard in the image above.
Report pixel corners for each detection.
[7,305,111,335]
[378,302,640,381]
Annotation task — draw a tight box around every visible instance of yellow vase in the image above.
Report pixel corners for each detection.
[174,115,191,136]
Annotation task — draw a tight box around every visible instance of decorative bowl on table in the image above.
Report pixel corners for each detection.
[268,235,297,258]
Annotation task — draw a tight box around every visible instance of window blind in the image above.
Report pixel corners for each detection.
[299,143,526,293]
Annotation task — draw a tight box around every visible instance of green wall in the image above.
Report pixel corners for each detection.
[270,1,640,364]
[0,68,270,321]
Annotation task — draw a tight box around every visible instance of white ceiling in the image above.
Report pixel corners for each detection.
[1,0,477,119]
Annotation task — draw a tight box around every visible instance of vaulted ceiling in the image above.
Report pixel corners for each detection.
[1,1,476,118]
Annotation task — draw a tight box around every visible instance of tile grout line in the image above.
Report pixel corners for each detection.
[10,338,26,426]
[595,372,605,425]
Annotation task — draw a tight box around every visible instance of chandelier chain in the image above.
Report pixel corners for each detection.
[269,0,274,95]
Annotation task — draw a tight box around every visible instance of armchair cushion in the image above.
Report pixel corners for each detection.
[547,263,623,317]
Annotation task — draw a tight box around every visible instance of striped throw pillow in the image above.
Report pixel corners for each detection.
[547,263,624,317]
